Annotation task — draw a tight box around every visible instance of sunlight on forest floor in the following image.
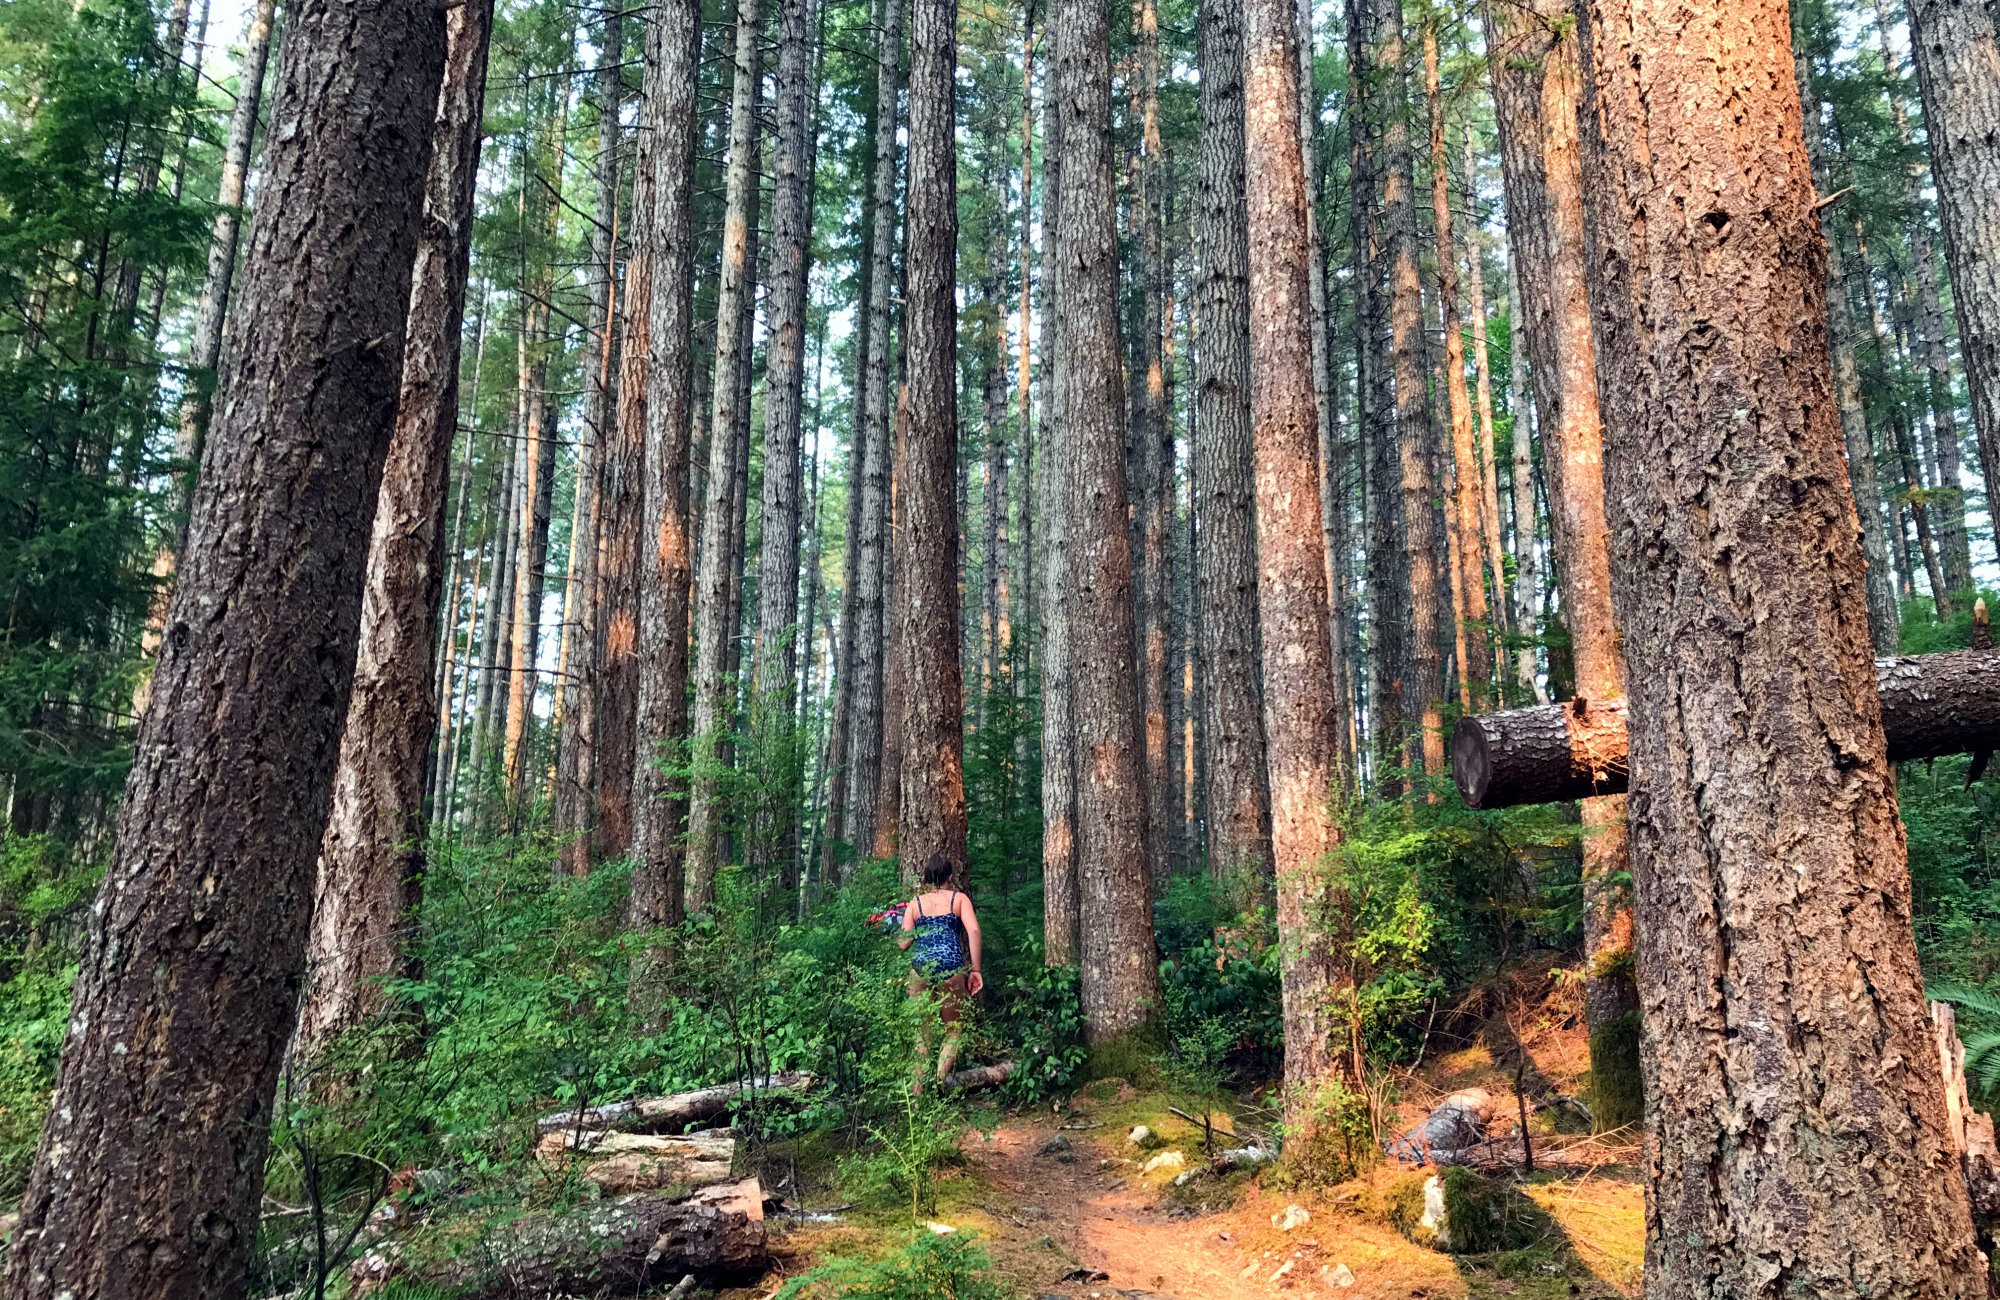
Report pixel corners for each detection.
[749,1037,1646,1300]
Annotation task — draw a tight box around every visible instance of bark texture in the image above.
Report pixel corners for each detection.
[1040,60,1079,965]
[1241,0,1349,1132]
[1907,0,2000,584]
[627,0,702,927]
[1486,0,1639,1129]
[1575,0,1987,1290]
[1053,0,1160,1035]
[2,0,447,1291]
[1195,0,1274,898]
[894,0,967,875]
[301,0,496,1054]
[686,0,762,912]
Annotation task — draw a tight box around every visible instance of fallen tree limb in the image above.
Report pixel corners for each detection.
[349,1177,766,1298]
[1452,649,2000,809]
[534,1129,736,1194]
[938,1061,1015,1091]
[534,1071,816,1137]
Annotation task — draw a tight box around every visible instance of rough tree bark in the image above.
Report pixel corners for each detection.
[627,0,703,927]
[845,0,905,858]
[1574,0,1988,1290]
[1040,57,1079,965]
[553,11,625,873]
[1133,0,1174,897]
[1242,0,1350,1140]
[1053,0,1160,1031]
[1,0,447,1290]
[1372,0,1445,778]
[750,0,817,880]
[1906,0,2000,582]
[1486,0,1640,1129]
[686,0,762,912]
[1463,125,1510,658]
[893,0,967,877]
[1426,24,1492,709]
[300,0,497,1055]
[1195,0,1274,899]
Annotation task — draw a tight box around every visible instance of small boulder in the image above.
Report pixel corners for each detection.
[1322,1261,1356,1288]
[1272,1203,1311,1232]
[1383,1089,1497,1164]
[1127,1124,1166,1150]
[1141,1150,1186,1175]
[1037,1134,1075,1162]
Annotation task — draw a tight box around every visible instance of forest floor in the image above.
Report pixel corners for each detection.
[744,986,1647,1299]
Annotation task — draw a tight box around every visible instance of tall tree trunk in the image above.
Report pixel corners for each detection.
[1487,0,1639,1129]
[1195,0,1274,899]
[1432,25,1496,704]
[894,0,966,878]
[301,0,496,1056]
[1371,0,1444,779]
[1506,260,1543,701]
[686,0,763,912]
[1797,52,1901,654]
[1906,0,2000,584]
[554,13,625,873]
[627,0,703,925]
[981,262,1012,702]
[1016,13,1038,673]
[1132,0,1174,899]
[1,0,447,1289]
[1348,0,1406,777]
[1877,0,1974,593]
[1242,0,1350,1139]
[1464,125,1504,652]
[1040,57,1079,965]
[1053,0,1160,1037]
[750,0,817,883]
[846,0,905,858]
[1426,24,1492,709]
[466,441,517,812]
[1574,0,1987,1291]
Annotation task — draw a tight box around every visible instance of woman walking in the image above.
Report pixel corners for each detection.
[898,854,984,1089]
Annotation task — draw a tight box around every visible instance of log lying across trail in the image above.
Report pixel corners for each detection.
[350,1177,767,1298]
[533,1071,816,1137]
[1453,649,2000,809]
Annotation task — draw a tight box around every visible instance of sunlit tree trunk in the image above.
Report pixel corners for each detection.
[1242,0,1350,1140]
[1040,59,1079,965]
[1054,0,1159,1027]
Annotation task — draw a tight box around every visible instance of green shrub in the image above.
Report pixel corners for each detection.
[776,1230,1012,1300]
[1386,1167,1548,1254]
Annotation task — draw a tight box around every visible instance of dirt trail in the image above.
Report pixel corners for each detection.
[959,1115,1459,1300]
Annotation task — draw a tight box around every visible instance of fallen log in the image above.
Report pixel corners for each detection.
[1452,648,2000,809]
[349,1177,766,1298]
[938,1060,1015,1091]
[533,1071,816,1137]
[534,1129,736,1194]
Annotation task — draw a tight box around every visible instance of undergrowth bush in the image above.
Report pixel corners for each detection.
[776,1230,1012,1300]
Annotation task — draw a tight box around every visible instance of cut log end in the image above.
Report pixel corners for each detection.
[1452,718,1495,810]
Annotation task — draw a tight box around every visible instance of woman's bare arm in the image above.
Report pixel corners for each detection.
[958,896,984,993]
[898,899,918,950]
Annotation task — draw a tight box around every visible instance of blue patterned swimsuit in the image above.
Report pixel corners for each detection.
[909,891,969,977]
